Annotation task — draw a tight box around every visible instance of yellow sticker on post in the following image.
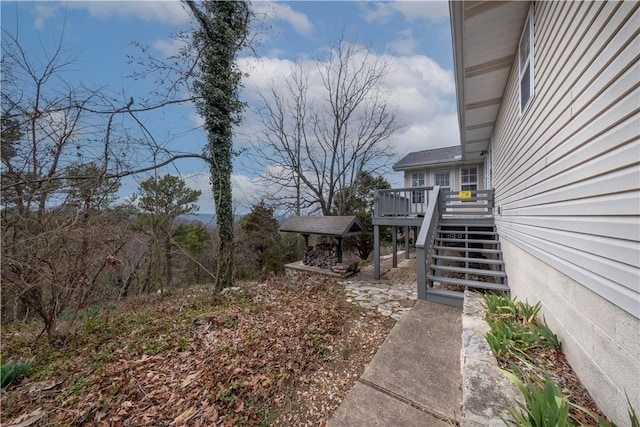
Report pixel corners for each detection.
[458,191,472,199]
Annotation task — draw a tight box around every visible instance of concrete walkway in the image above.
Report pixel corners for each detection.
[329,300,463,426]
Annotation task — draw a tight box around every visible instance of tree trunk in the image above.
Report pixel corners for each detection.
[165,237,173,288]
[185,0,249,292]
[212,157,234,292]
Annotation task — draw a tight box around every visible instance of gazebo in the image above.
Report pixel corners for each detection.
[279,216,365,263]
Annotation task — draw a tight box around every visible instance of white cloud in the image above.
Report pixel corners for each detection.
[237,49,459,180]
[183,172,267,215]
[153,38,187,58]
[253,2,313,35]
[360,1,449,24]
[68,1,189,26]
[32,4,57,30]
[188,111,205,129]
[387,29,418,55]
[171,48,460,214]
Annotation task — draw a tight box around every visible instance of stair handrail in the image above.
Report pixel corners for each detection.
[416,186,441,300]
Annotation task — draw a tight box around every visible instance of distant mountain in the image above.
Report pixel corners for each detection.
[177,213,217,225]
[176,213,244,226]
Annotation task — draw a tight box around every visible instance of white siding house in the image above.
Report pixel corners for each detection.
[450,1,639,425]
[394,145,485,192]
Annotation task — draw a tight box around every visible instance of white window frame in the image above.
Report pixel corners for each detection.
[518,6,535,114]
[461,166,478,192]
[432,169,451,191]
[411,172,425,204]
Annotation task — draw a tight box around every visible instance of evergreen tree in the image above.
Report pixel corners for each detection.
[333,171,391,260]
[135,174,201,288]
[239,201,288,275]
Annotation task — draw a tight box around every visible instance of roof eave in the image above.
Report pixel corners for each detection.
[449,1,531,162]
[450,0,467,160]
[393,159,462,171]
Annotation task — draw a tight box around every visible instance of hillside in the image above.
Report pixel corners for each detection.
[1,274,393,426]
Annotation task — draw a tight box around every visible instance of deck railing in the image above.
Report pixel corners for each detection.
[374,186,434,218]
[373,187,495,285]
[416,186,442,300]
[439,189,494,215]
[415,188,494,299]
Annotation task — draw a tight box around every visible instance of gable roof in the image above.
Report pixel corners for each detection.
[393,145,462,171]
[279,216,365,237]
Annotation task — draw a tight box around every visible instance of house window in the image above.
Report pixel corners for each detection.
[433,170,451,191]
[461,167,478,191]
[519,6,534,113]
[411,172,425,203]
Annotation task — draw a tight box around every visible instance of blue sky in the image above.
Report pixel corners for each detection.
[1,1,459,214]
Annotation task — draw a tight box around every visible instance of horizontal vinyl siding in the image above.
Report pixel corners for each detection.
[492,1,640,317]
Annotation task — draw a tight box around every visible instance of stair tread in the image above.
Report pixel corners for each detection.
[432,255,504,264]
[436,238,500,244]
[433,245,502,254]
[437,229,497,235]
[425,288,464,307]
[429,264,506,277]
[428,275,510,292]
[439,226,495,230]
[438,224,496,228]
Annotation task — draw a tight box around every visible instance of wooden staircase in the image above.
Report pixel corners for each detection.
[425,218,509,306]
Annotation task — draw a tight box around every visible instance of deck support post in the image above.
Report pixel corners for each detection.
[392,226,398,268]
[404,226,410,258]
[374,224,380,279]
[336,237,343,263]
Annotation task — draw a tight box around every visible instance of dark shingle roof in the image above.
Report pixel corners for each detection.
[279,216,365,237]
[393,145,462,171]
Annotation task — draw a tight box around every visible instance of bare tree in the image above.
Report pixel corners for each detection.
[256,38,400,216]
[0,28,202,336]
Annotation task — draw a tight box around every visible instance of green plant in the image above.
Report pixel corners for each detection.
[517,300,541,324]
[531,321,561,349]
[306,330,327,357]
[340,347,351,360]
[577,392,640,427]
[60,376,90,406]
[82,316,102,334]
[483,294,560,363]
[503,371,573,427]
[1,358,34,388]
[483,294,519,319]
[628,394,639,427]
[215,380,242,403]
[177,336,189,350]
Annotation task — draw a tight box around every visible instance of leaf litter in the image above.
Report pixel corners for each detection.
[1,274,394,426]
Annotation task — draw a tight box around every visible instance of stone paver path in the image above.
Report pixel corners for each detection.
[342,281,417,320]
[341,251,418,320]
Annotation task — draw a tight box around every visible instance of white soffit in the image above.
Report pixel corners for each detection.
[451,1,531,161]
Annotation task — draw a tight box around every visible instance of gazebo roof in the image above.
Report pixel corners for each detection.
[279,216,365,238]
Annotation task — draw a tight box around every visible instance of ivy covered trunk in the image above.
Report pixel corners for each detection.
[186,0,250,291]
[210,152,234,291]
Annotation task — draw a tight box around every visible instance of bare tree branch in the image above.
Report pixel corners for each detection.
[255,36,400,216]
